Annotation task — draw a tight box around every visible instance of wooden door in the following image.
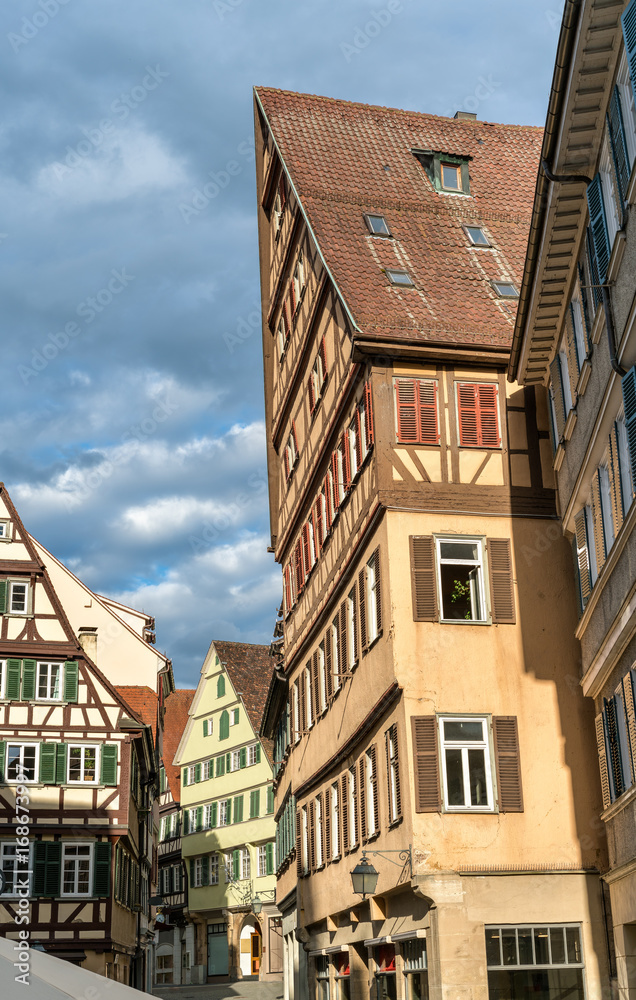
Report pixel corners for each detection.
[250,932,262,975]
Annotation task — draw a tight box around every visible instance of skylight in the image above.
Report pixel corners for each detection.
[464,226,489,246]
[365,214,391,237]
[492,281,518,298]
[386,269,414,287]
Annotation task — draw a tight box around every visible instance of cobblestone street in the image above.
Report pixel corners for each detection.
[153,981,284,1000]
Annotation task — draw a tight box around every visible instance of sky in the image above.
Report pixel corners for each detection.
[0,0,563,688]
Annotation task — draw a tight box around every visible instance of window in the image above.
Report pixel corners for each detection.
[224,851,233,882]
[598,669,636,806]
[318,643,327,711]
[0,661,4,699]
[439,716,493,811]
[347,590,357,670]
[402,940,428,1000]
[558,347,574,414]
[394,378,439,444]
[230,707,239,726]
[240,847,251,880]
[347,768,357,850]
[209,854,219,885]
[62,844,92,896]
[365,750,378,837]
[218,799,230,827]
[273,175,286,235]
[203,717,213,737]
[570,292,587,369]
[348,417,360,479]
[492,280,518,298]
[293,251,306,309]
[331,783,339,859]
[309,339,328,412]
[7,743,38,783]
[284,426,299,479]
[301,805,309,875]
[202,759,212,780]
[186,764,196,785]
[456,382,500,448]
[436,537,486,622]
[485,925,584,1000]
[386,268,414,287]
[315,795,323,867]
[599,463,615,552]
[335,952,350,1000]
[1,843,30,896]
[386,724,402,823]
[257,844,268,877]
[316,956,330,1000]
[464,225,489,246]
[68,745,98,784]
[331,617,341,693]
[364,213,391,236]
[440,162,461,191]
[248,743,259,766]
[600,136,621,245]
[375,944,397,1000]
[0,521,11,540]
[367,553,381,644]
[230,750,241,772]
[304,665,313,729]
[617,51,636,166]
[8,581,29,614]
[36,663,62,701]
[617,414,634,515]
[293,682,300,742]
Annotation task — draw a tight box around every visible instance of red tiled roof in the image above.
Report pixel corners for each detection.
[116,685,158,743]
[213,640,275,766]
[255,88,543,351]
[162,688,195,803]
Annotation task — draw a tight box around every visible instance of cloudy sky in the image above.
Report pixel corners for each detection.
[1,0,562,687]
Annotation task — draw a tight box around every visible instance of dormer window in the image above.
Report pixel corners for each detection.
[413,149,471,196]
[386,269,414,287]
[464,225,489,246]
[441,163,461,191]
[364,213,391,236]
[492,281,518,299]
[0,521,11,541]
[273,174,286,236]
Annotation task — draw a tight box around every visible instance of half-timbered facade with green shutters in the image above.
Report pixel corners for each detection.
[0,484,165,987]
[255,86,610,1000]
[510,3,636,997]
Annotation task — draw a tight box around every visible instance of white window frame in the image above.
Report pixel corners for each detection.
[359,402,368,462]
[8,580,30,616]
[0,661,5,700]
[435,536,488,624]
[331,783,339,859]
[193,857,203,888]
[230,750,241,772]
[293,683,300,743]
[367,556,379,644]
[617,414,634,514]
[600,136,621,246]
[293,252,306,304]
[273,190,283,235]
[62,843,93,897]
[6,743,39,783]
[1,842,31,897]
[387,728,399,823]
[617,50,636,166]
[301,806,309,875]
[0,520,11,541]
[318,643,326,712]
[584,504,598,586]
[218,800,229,827]
[248,743,258,766]
[599,462,615,552]
[209,854,219,885]
[187,764,196,785]
[67,744,99,784]
[203,804,213,829]
[438,715,495,812]
[336,447,345,504]
[204,717,213,736]
[257,844,268,877]
[230,708,239,726]
[331,618,340,692]
[36,662,63,701]
[315,795,323,868]
[348,419,359,479]
[558,348,573,414]
[347,589,357,670]
[203,759,212,780]
[240,847,251,880]
[570,292,587,368]
[348,769,357,850]
[305,666,313,729]
[277,318,288,362]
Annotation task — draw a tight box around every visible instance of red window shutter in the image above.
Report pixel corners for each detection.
[340,774,349,853]
[487,538,516,624]
[395,379,418,442]
[458,382,500,447]
[476,383,500,447]
[355,408,363,466]
[359,568,367,651]
[284,565,292,613]
[341,435,351,490]
[359,757,367,842]
[365,381,374,447]
[411,716,441,812]
[492,717,524,812]
[292,420,299,454]
[457,383,479,446]
[294,539,304,594]
[410,536,438,621]
[320,336,328,377]
[418,380,439,444]
[302,523,312,578]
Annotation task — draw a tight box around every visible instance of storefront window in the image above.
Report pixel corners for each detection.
[335,951,350,1000]
[375,944,397,1000]
[486,925,584,1000]
[316,956,330,1000]
[402,939,428,1000]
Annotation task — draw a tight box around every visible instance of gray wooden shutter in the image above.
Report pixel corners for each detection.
[595,712,612,809]
[574,509,592,609]
[359,568,367,651]
[487,539,516,624]
[100,745,118,786]
[587,174,610,283]
[411,716,441,812]
[549,355,567,439]
[623,0,636,106]
[21,660,36,701]
[493,716,524,812]
[622,365,636,481]
[93,842,112,898]
[410,536,438,622]
[359,758,367,843]
[607,86,630,210]
[63,661,79,703]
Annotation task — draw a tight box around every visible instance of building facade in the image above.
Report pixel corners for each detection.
[0,484,173,988]
[175,640,281,983]
[509,2,636,997]
[254,88,611,1000]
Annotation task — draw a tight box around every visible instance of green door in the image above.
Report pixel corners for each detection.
[207,923,229,976]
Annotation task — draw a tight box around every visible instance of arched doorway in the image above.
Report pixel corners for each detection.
[239,916,262,978]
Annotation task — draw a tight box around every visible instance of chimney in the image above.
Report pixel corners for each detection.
[78,626,98,660]
[454,111,477,121]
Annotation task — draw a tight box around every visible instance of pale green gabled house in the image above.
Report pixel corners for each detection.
[174,640,282,983]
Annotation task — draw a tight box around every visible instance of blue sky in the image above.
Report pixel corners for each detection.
[0,0,562,687]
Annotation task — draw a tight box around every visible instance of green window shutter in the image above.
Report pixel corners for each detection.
[63,661,79,703]
[217,675,225,697]
[33,842,48,896]
[233,849,240,881]
[586,174,610,284]
[203,719,208,737]
[622,366,636,481]
[234,795,244,823]
[189,859,195,887]
[549,355,567,440]
[195,762,202,783]
[196,806,203,832]
[0,741,5,782]
[201,856,209,885]
[39,743,57,784]
[608,86,630,209]
[182,766,189,787]
[211,801,218,828]
[46,842,62,897]
[183,810,190,835]
[233,708,239,725]
[6,660,21,701]
[266,842,274,876]
[623,0,636,106]
[93,842,112,898]
[100,745,118,786]
[254,744,261,764]
[226,799,232,825]
[219,710,229,740]
[240,747,247,769]
[56,743,67,785]
[216,755,225,777]
[226,753,231,771]
[0,580,6,614]
[267,785,275,814]
[21,660,36,701]
[250,789,260,818]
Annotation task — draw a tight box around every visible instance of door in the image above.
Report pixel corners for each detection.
[207,924,229,976]
[251,931,262,975]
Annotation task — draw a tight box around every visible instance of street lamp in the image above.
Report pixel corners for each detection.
[350,855,379,899]
[250,889,276,914]
[252,895,263,915]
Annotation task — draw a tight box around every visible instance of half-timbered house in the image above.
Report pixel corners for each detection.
[254,89,610,1000]
[0,484,173,989]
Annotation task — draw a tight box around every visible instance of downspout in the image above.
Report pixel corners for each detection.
[540,159,591,186]
[601,283,627,378]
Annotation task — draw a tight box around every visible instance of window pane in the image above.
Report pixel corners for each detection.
[441,164,460,189]
[517,928,533,966]
[406,973,426,1000]
[38,668,49,699]
[440,564,478,620]
[550,927,566,966]
[445,749,464,805]
[69,747,82,780]
[534,928,550,965]
[367,215,389,235]
[501,928,517,966]
[566,927,581,964]
[466,226,488,245]
[487,969,584,999]
[50,665,60,698]
[468,749,488,806]
[439,541,479,562]
[22,747,36,781]
[84,748,96,781]
[444,720,484,742]
[485,929,501,967]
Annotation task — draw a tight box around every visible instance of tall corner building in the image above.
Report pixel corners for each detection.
[253,88,610,1000]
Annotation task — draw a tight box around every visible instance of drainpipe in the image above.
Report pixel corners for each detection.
[601,283,627,377]
[540,159,592,186]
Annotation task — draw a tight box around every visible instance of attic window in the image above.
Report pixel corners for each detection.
[413,149,471,196]
[492,281,518,299]
[364,214,391,237]
[441,163,461,191]
[464,226,489,247]
[386,269,414,287]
